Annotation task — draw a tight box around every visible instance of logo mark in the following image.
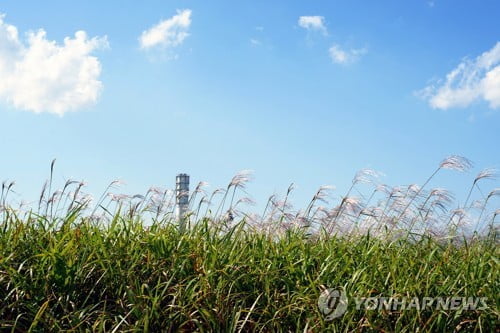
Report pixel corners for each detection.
[318,287,348,320]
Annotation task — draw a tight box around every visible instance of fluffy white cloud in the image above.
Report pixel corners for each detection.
[419,42,500,110]
[139,9,192,50]
[0,14,107,115]
[482,65,500,108]
[298,16,327,34]
[329,44,366,64]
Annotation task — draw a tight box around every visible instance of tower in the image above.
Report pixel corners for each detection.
[175,173,189,229]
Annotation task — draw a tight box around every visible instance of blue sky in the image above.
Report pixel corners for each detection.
[0,0,499,211]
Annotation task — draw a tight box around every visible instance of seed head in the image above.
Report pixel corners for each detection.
[474,168,497,183]
[353,168,383,184]
[487,188,500,199]
[439,155,473,172]
[229,170,253,189]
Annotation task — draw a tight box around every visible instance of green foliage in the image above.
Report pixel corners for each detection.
[0,213,498,332]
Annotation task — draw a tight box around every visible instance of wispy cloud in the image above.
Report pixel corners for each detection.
[0,14,107,115]
[418,42,500,110]
[298,16,327,35]
[250,38,261,46]
[139,9,192,50]
[329,44,367,64]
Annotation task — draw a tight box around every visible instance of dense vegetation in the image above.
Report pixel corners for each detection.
[0,215,498,332]
[0,157,498,331]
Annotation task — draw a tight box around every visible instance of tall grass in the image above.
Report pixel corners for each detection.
[0,156,498,331]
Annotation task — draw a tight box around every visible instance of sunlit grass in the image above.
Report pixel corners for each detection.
[0,157,498,331]
[1,214,498,331]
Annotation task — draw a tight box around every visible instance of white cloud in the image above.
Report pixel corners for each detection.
[298,16,327,34]
[0,14,107,115]
[139,9,192,50]
[481,62,500,108]
[419,42,500,110]
[250,38,261,46]
[329,44,367,64]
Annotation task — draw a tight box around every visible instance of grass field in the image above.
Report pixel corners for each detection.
[0,157,499,331]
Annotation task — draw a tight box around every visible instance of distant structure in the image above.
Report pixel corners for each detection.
[175,173,189,230]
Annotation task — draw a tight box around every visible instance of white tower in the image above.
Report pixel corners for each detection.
[175,173,189,230]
